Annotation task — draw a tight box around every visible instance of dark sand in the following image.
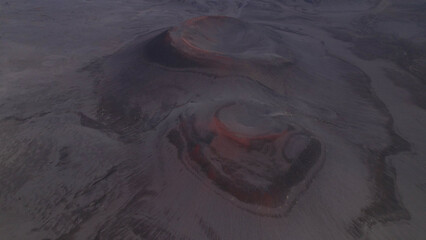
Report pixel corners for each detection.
[1,0,425,239]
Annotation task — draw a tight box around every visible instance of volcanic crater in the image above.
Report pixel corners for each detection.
[145,16,293,69]
[168,101,324,214]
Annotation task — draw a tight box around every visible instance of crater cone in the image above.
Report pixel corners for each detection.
[145,16,292,68]
[169,102,325,213]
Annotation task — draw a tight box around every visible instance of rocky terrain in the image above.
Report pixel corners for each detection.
[1,0,425,239]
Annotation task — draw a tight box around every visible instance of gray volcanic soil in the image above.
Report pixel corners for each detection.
[1,0,426,240]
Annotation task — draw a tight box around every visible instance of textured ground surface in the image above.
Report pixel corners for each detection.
[1,0,426,239]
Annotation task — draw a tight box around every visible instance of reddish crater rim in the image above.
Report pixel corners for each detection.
[167,16,291,66]
[171,16,245,53]
[209,103,290,146]
[210,116,287,147]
